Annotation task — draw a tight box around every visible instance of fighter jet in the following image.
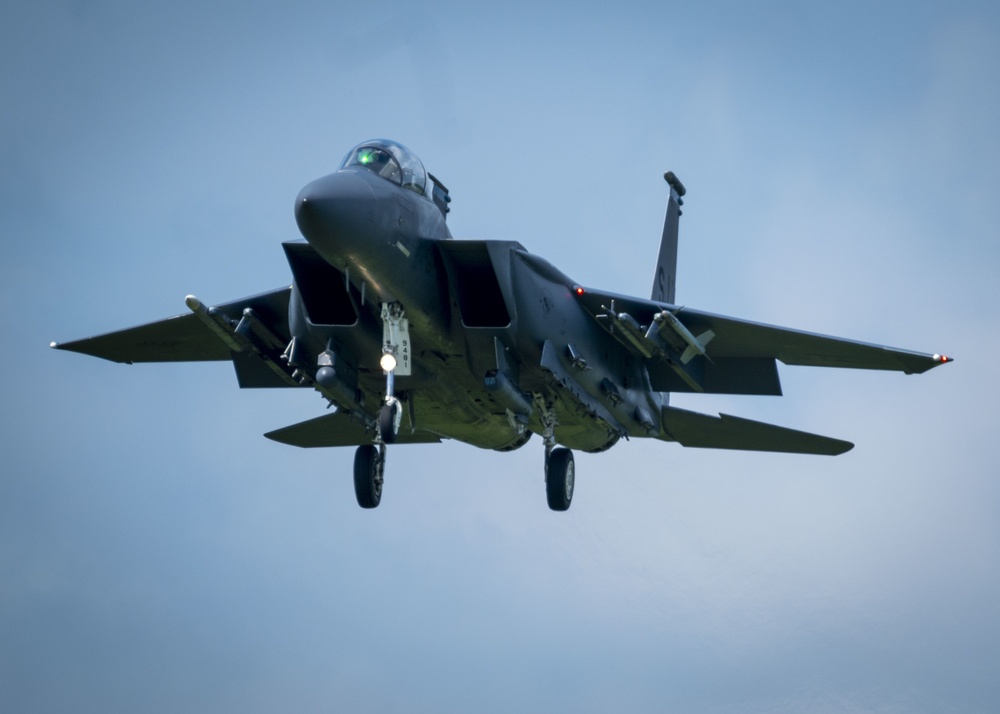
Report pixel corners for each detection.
[52,139,952,511]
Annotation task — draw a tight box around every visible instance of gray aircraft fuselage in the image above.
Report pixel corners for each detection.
[294,164,648,452]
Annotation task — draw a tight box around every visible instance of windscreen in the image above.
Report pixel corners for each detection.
[340,140,427,195]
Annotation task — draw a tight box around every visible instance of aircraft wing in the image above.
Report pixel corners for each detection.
[575,286,950,377]
[265,412,442,448]
[51,287,292,364]
[670,307,945,374]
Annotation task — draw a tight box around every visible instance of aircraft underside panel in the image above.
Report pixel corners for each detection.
[400,381,532,451]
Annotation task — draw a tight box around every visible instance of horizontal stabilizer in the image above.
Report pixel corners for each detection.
[51,287,291,364]
[660,406,853,455]
[264,411,442,448]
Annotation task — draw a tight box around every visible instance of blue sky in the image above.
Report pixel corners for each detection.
[3,1,999,712]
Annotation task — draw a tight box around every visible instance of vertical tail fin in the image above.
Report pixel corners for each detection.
[651,171,686,304]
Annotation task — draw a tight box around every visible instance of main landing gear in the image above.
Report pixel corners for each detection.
[545,447,575,511]
[353,425,576,511]
[539,398,574,512]
[355,441,575,512]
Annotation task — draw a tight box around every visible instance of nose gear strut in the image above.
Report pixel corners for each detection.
[378,302,409,443]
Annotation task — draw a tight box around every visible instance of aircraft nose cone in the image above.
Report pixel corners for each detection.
[295,171,379,249]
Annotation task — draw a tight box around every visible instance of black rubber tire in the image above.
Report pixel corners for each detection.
[354,444,382,509]
[545,447,575,512]
[378,402,398,444]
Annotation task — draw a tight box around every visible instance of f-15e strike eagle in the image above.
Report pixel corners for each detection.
[53,139,951,511]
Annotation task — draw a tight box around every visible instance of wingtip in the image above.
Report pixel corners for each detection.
[914,353,954,374]
[905,352,954,374]
[835,440,855,456]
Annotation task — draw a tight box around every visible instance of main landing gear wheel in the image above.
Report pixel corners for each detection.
[354,444,384,509]
[545,447,575,512]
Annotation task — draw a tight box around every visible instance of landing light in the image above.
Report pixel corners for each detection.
[380,352,397,372]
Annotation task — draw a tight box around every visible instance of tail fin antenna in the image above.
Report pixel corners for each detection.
[651,171,686,304]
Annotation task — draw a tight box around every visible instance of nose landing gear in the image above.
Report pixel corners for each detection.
[377,302,407,446]
[354,443,385,509]
[353,302,409,509]
[378,398,401,444]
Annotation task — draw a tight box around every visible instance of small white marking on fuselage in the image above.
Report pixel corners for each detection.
[396,241,411,257]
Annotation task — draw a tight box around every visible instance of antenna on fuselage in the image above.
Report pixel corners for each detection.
[651,171,686,305]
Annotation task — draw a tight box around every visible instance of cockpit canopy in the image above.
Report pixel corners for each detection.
[340,139,427,196]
